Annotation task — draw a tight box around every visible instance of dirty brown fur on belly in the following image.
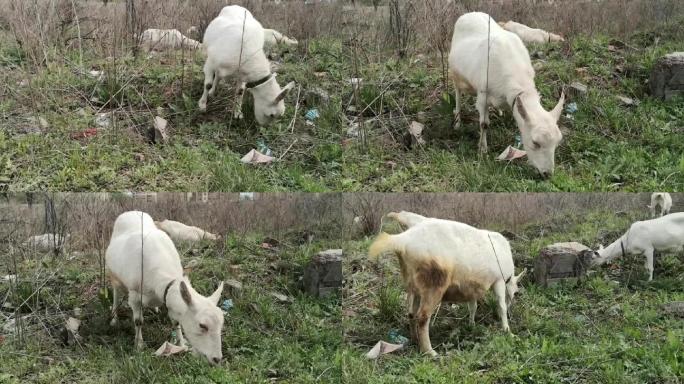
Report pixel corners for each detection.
[450,69,476,94]
[441,278,489,303]
[416,260,447,289]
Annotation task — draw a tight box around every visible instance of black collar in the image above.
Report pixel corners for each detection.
[511,91,525,110]
[245,74,273,89]
[163,279,176,307]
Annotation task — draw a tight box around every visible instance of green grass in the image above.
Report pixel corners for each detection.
[342,211,684,383]
[2,21,683,192]
[0,234,341,383]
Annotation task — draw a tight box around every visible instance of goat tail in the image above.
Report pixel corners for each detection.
[368,232,396,262]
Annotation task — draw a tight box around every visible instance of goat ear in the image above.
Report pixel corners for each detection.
[273,81,295,104]
[180,281,193,306]
[208,282,224,306]
[516,95,528,122]
[551,91,565,121]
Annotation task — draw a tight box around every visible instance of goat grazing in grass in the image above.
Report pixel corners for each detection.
[591,212,684,281]
[106,211,224,364]
[199,5,295,125]
[449,12,565,178]
[368,218,526,356]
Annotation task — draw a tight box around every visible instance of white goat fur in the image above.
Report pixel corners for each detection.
[368,218,525,356]
[591,212,684,281]
[199,5,294,125]
[105,211,224,364]
[263,28,298,48]
[139,29,201,52]
[155,219,220,243]
[24,233,70,251]
[498,20,565,44]
[448,12,565,177]
[649,192,672,218]
[386,211,428,230]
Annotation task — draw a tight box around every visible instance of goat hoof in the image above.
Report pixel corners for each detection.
[109,318,118,326]
[233,111,244,120]
[424,349,438,358]
[198,101,207,112]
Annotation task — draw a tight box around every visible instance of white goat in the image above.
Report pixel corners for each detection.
[106,211,224,364]
[155,219,220,243]
[591,212,684,281]
[498,20,565,44]
[263,28,298,48]
[369,218,526,356]
[24,233,70,251]
[199,5,295,125]
[649,192,672,218]
[449,12,565,177]
[139,29,201,52]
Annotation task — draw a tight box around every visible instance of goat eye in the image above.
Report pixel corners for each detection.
[532,141,541,149]
[199,324,208,332]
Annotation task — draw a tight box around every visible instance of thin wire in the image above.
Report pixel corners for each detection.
[487,233,510,299]
[485,14,491,107]
[139,212,143,313]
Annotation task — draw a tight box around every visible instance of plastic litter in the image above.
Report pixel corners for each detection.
[565,102,578,114]
[388,329,409,345]
[241,149,275,164]
[256,139,273,157]
[365,341,403,359]
[305,109,320,121]
[221,299,234,312]
[154,341,188,357]
[497,146,527,161]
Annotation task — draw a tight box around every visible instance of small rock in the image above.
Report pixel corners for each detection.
[153,116,169,144]
[533,61,545,71]
[569,82,588,96]
[225,278,242,291]
[608,304,621,316]
[385,161,397,170]
[302,249,343,297]
[649,52,684,100]
[305,87,330,106]
[346,122,360,137]
[616,95,638,106]
[95,113,111,129]
[18,79,29,87]
[531,51,545,59]
[314,72,327,78]
[38,117,49,129]
[134,153,145,162]
[270,292,293,303]
[662,301,684,317]
[41,356,55,365]
[348,78,363,89]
